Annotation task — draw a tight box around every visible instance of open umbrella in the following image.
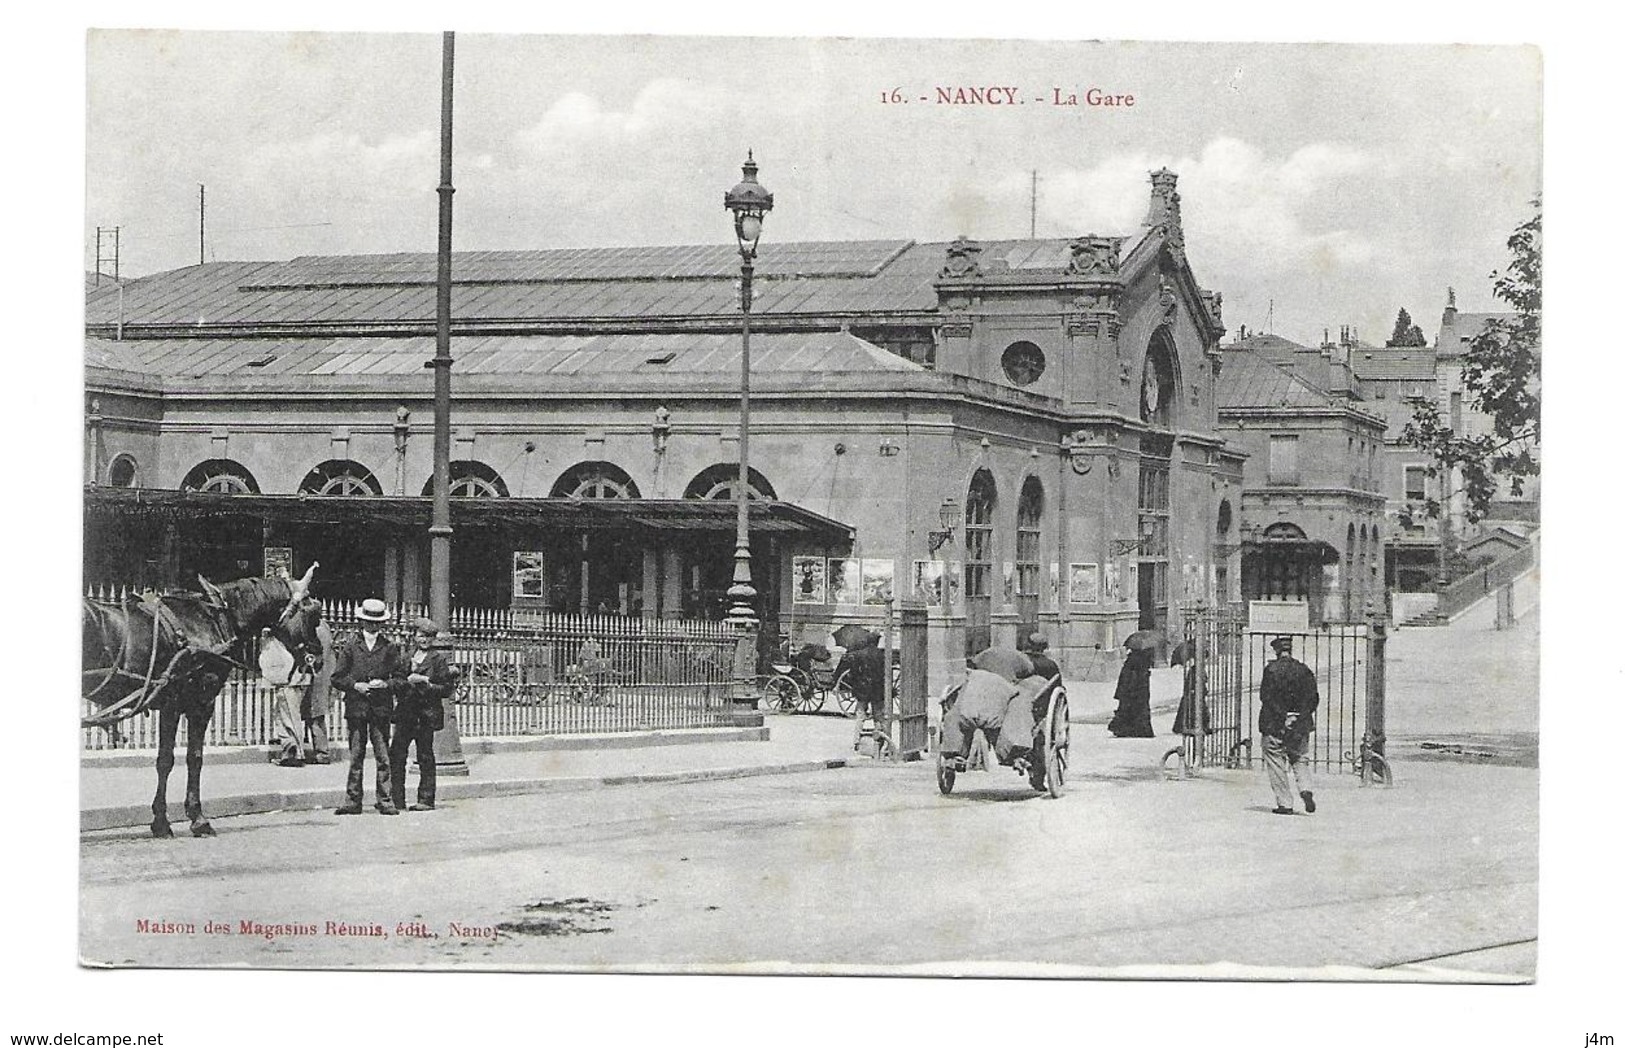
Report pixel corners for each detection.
[970,647,1035,683]
[1123,629,1162,652]
[831,624,878,650]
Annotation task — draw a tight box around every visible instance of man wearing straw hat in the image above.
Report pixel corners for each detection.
[331,598,406,816]
[1258,635,1320,816]
[389,616,459,812]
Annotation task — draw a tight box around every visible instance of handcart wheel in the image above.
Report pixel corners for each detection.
[833,674,858,716]
[763,675,799,713]
[935,748,956,794]
[1044,691,1070,798]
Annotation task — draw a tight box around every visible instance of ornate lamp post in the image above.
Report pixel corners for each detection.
[723,152,773,629]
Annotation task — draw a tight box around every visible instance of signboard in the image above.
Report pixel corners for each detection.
[1249,600,1311,634]
[263,547,293,580]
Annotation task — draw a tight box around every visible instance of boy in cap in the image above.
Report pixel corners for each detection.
[330,598,406,815]
[389,616,460,811]
[1258,635,1320,815]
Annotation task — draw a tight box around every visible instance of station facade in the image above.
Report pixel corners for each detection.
[84,170,1240,686]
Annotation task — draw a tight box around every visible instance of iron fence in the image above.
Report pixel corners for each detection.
[82,591,739,750]
[1176,602,1382,776]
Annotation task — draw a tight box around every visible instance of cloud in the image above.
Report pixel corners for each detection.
[248,129,439,196]
[515,78,723,152]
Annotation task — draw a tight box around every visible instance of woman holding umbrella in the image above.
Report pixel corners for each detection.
[1107,630,1158,738]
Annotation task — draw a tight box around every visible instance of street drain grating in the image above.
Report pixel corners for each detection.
[497,897,617,937]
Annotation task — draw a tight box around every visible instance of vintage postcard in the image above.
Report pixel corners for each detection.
[75,27,1546,1005]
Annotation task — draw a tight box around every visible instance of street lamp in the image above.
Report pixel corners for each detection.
[723,152,773,629]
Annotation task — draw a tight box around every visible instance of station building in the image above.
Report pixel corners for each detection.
[84,169,1240,685]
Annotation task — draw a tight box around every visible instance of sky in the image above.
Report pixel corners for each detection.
[84,33,1541,350]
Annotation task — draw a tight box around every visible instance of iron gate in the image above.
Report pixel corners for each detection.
[1172,603,1388,777]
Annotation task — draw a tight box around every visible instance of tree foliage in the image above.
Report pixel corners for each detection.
[1401,198,1541,524]
[1387,307,1427,347]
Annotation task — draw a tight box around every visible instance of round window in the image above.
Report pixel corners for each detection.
[1001,341,1046,386]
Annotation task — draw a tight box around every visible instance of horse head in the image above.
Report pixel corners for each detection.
[201,563,325,674]
[273,562,324,674]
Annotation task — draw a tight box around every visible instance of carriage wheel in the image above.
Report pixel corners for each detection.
[1044,692,1070,798]
[763,675,799,713]
[832,674,857,716]
[936,748,956,794]
[795,686,826,714]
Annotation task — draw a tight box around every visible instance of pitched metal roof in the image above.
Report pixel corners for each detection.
[84,234,1157,333]
[85,329,924,381]
[1216,348,1340,411]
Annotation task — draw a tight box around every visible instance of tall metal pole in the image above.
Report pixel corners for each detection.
[430,31,467,775]
[198,185,205,265]
[726,253,758,627]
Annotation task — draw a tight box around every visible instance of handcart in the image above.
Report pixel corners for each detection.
[935,674,1070,798]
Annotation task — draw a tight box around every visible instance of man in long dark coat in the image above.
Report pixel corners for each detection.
[389,617,460,812]
[331,598,406,816]
[1258,635,1320,815]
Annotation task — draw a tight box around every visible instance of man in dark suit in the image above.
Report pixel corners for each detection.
[389,617,459,812]
[331,598,406,816]
[1258,635,1320,815]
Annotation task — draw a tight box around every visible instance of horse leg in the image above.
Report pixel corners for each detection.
[150,707,178,839]
[184,701,217,837]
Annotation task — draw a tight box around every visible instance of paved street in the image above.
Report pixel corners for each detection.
[77,579,1542,978]
[80,726,1535,978]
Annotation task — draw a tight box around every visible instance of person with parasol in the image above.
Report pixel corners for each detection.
[1107,629,1159,738]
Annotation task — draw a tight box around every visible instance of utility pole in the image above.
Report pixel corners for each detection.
[1030,170,1037,238]
[429,31,467,776]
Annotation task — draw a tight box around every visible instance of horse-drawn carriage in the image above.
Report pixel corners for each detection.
[762,642,857,714]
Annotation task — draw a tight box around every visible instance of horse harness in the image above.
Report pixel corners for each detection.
[82,593,245,729]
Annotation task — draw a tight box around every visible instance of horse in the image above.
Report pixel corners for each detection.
[82,564,324,838]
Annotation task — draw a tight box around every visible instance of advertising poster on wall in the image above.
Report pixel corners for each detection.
[1104,562,1122,603]
[1068,562,1100,604]
[860,558,894,605]
[911,560,944,606]
[262,547,293,580]
[792,556,827,605]
[511,551,546,599]
[829,557,862,606]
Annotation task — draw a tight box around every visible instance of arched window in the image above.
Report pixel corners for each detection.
[300,460,383,496]
[964,469,998,655]
[1015,477,1043,600]
[181,459,260,494]
[422,461,510,498]
[550,461,640,499]
[1346,522,1358,619]
[682,464,777,501]
[1260,521,1307,600]
[107,454,138,488]
[1140,329,1180,428]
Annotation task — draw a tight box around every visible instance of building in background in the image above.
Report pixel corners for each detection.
[1217,332,1388,622]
